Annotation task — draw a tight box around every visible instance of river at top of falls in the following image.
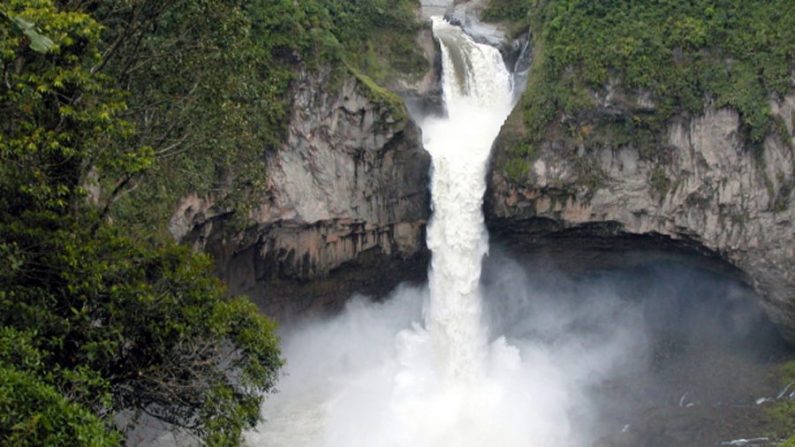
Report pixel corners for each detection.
[245,18,585,447]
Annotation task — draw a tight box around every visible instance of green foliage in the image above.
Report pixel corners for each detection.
[0,365,119,447]
[347,64,408,124]
[1,211,282,444]
[482,0,529,23]
[99,0,328,236]
[1,0,141,215]
[504,157,530,183]
[1,1,282,444]
[100,0,424,238]
[2,0,425,441]
[760,360,795,441]
[493,0,795,176]
[766,400,795,440]
[534,0,794,133]
[0,328,117,446]
[650,166,672,198]
[503,137,537,183]
[6,14,55,53]
[779,360,795,385]
[323,0,427,83]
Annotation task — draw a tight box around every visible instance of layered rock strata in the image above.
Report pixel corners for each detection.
[170,68,431,319]
[488,90,795,338]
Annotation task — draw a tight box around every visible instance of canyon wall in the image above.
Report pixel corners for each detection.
[169,68,431,319]
[488,86,795,338]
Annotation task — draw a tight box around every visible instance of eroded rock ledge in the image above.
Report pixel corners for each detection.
[488,90,795,339]
[170,67,431,319]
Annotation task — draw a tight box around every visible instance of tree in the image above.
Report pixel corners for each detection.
[2,0,425,443]
[1,1,282,444]
[0,328,120,447]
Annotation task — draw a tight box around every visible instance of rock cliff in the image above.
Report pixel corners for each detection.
[170,67,431,319]
[488,86,795,338]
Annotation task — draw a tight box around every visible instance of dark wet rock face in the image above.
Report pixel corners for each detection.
[170,67,431,320]
[216,241,429,322]
[487,89,795,341]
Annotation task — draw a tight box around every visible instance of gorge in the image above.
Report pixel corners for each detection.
[3,0,795,445]
[240,8,794,447]
[169,0,795,353]
[248,16,535,445]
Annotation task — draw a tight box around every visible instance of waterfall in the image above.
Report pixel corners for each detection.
[248,18,583,447]
[423,17,514,379]
[244,18,772,447]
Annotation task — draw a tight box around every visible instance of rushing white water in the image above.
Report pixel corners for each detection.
[423,17,514,380]
[235,21,782,441]
[246,18,628,447]
[130,17,787,447]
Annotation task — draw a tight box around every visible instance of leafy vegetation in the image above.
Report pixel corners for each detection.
[1,361,120,446]
[505,156,531,183]
[486,0,795,174]
[0,0,334,446]
[102,0,425,238]
[99,0,317,237]
[2,0,425,443]
[763,360,795,442]
[324,0,427,83]
[482,0,528,24]
[766,400,795,442]
[650,166,672,199]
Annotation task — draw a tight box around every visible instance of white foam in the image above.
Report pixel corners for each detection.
[245,19,635,447]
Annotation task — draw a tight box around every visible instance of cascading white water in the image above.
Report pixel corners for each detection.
[230,17,771,447]
[246,18,611,447]
[423,17,514,379]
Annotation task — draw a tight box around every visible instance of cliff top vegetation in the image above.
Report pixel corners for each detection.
[485,0,795,174]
